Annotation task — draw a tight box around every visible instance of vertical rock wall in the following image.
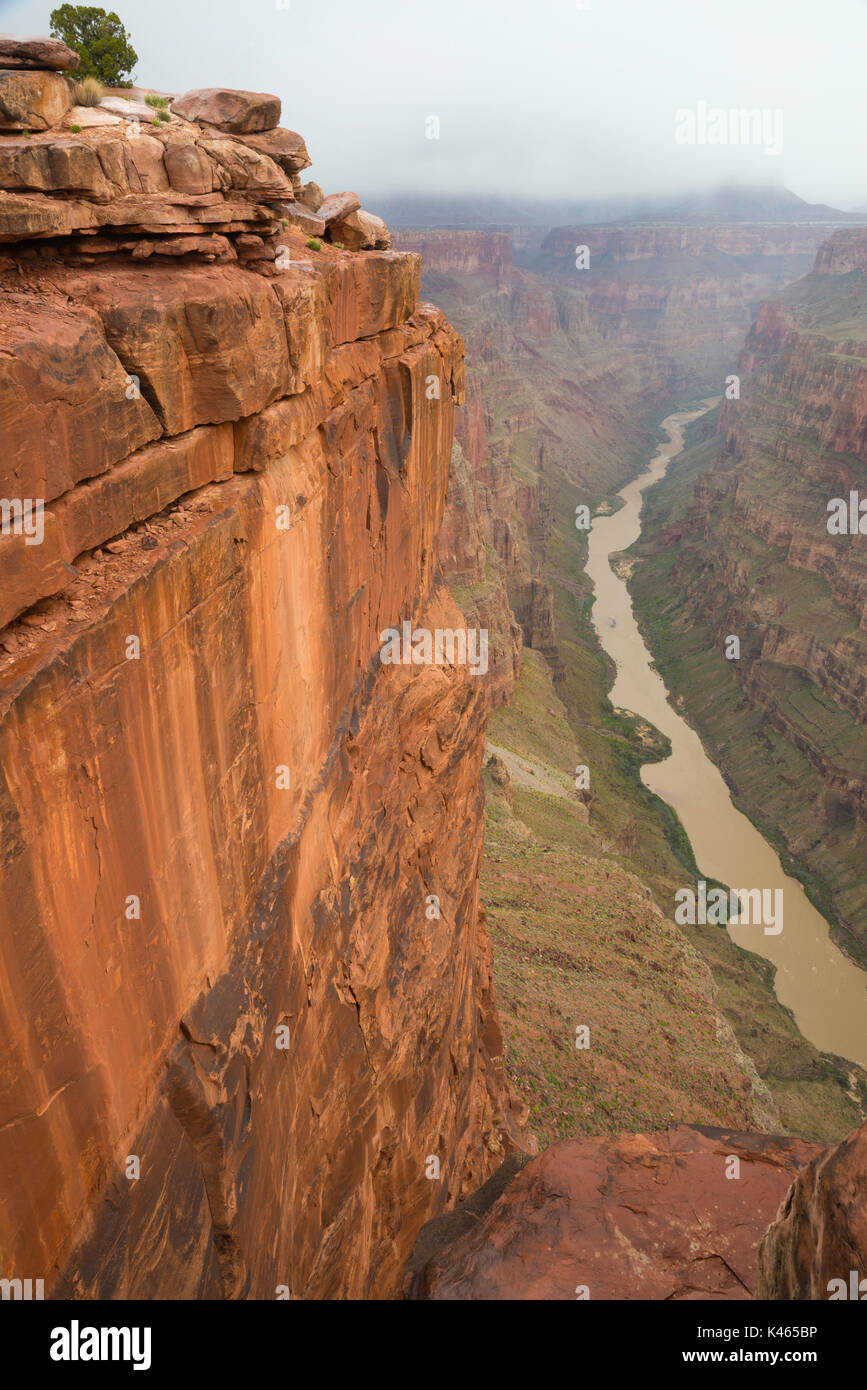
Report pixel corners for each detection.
[0,108,524,1298]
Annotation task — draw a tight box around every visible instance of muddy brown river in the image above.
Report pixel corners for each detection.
[585,402,867,1068]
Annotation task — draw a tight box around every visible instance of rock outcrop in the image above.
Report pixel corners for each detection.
[0,76,525,1299]
[758,1120,867,1299]
[0,69,71,131]
[407,1126,823,1299]
[0,35,80,70]
[172,88,282,134]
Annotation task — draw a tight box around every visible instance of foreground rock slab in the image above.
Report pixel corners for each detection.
[407,1125,824,1300]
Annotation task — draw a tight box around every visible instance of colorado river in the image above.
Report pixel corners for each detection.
[585,402,867,1068]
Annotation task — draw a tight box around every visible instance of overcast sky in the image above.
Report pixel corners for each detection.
[3,0,865,208]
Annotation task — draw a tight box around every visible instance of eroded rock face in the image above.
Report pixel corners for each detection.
[0,69,71,130]
[0,108,391,259]
[233,127,311,174]
[0,89,518,1298]
[0,290,161,505]
[52,262,292,435]
[407,1126,823,1300]
[758,1121,867,1299]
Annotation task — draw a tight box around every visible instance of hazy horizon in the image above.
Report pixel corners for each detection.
[2,0,865,211]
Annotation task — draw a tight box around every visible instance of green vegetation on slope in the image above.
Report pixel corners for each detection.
[482,406,867,1145]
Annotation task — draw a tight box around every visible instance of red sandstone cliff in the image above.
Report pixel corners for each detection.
[0,59,526,1298]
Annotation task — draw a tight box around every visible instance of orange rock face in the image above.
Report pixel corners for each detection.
[758,1120,867,1299]
[408,1126,824,1300]
[0,70,71,131]
[0,110,524,1296]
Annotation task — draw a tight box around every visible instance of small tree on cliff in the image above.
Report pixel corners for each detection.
[50,5,138,87]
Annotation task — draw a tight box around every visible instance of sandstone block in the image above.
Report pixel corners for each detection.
[0,292,161,503]
[297,181,324,211]
[99,97,155,122]
[197,137,290,195]
[172,88,281,134]
[0,35,80,71]
[758,1120,867,1299]
[122,134,170,193]
[233,387,327,472]
[64,105,121,128]
[69,263,291,434]
[0,69,71,130]
[56,424,234,561]
[269,266,328,392]
[316,190,360,224]
[0,136,111,196]
[0,512,70,629]
[232,127,310,174]
[329,209,390,251]
[163,140,217,194]
[274,200,325,236]
[0,188,100,237]
[319,251,420,345]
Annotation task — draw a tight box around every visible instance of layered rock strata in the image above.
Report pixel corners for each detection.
[535,223,832,399]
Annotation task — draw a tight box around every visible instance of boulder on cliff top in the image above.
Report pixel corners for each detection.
[0,35,80,71]
[316,191,361,225]
[172,88,281,134]
[407,1126,823,1300]
[0,70,71,131]
[328,209,390,251]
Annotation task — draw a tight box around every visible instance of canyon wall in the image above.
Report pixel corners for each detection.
[394,223,867,1299]
[393,226,676,710]
[630,228,867,966]
[535,223,830,400]
[395,225,867,1149]
[0,84,524,1298]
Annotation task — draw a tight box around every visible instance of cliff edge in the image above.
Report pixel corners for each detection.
[0,47,526,1299]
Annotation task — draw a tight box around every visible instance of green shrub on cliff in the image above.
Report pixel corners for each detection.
[50,5,138,87]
